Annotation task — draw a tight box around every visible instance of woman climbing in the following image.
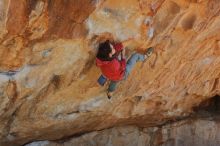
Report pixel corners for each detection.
[96,40,154,99]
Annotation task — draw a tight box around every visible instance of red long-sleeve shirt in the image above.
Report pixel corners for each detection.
[96,43,126,81]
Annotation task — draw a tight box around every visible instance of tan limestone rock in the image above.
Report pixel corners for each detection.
[0,0,219,145]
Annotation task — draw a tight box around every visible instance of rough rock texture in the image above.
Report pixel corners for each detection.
[26,96,220,146]
[25,115,220,146]
[0,0,219,145]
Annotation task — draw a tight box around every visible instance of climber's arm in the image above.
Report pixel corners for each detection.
[114,43,124,52]
[120,58,126,71]
[114,37,135,52]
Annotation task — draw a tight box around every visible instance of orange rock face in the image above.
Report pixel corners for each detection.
[0,0,219,145]
[26,115,220,146]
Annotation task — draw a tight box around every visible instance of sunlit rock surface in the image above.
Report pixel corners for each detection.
[0,0,219,145]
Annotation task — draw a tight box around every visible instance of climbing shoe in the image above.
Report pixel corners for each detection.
[145,47,154,57]
[107,91,113,99]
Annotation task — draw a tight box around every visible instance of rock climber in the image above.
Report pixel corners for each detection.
[96,40,153,99]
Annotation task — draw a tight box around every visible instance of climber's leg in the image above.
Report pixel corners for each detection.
[124,47,154,79]
[124,53,145,78]
[107,80,118,99]
[108,80,118,92]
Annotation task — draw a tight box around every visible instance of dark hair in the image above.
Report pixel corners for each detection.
[96,40,113,61]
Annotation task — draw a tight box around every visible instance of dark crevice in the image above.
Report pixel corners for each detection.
[50,75,61,89]
[193,95,220,113]
[54,110,80,119]
[67,110,80,115]
[0,70,19,77]
[52,131,91,144]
